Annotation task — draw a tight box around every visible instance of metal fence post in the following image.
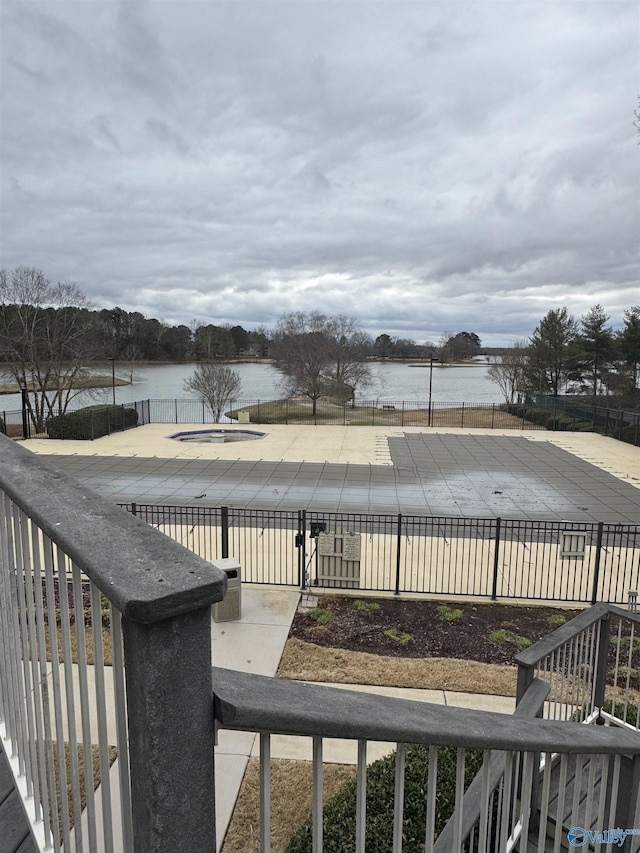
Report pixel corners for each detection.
[297,509,307,589]
[491,517,502,600]
[394,513,402,595]
[591,521,604,604]
[20,388,29,439]
[123,605,216,852]
[131,501,137,517]
[221,506,229,559]
[491,403,495,429]
[460,401,464,428]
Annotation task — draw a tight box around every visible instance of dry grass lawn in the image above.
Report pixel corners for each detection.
[221,759,355,853]
[221,639,517,852]
[277,637,519,696]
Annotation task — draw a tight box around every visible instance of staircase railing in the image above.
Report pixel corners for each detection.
[213,665,640,853]
[0,435,227,852]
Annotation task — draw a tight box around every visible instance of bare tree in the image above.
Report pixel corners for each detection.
[487,342,529,404]
[183,363,241,421]
[0,266,98,431]
[272,312,372,413]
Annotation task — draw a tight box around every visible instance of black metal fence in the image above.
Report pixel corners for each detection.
[0,401,143,440]
[120,502,640,605]
[140,398,640,444]
[3,396,638,443]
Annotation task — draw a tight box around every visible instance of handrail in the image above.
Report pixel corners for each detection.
[514,602,640,670]
[0,434,226,622]
[0,435,228,851]
[432,678,550,853]
[212,668,640,754]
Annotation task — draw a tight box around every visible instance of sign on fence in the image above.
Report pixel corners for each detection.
[317,530,361,588]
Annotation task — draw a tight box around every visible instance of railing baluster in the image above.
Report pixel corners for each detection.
[91,584,114,853]
[355,739,367,853]
[25,518,52,843]
[14,508,38,803]
[260,733,271,853]
[110,605,133,850]
[477,750,491,853]
[31,523,59,849]
[552,755,568,853]
[518,751,535,851]
[536,753,552,853]
[606,754,621,829]
[312,736,323,853]
[453,748,465,850]
[392,742,405,853]
[583,752,597,842]
[424,745,438,853]
[499,752,514,851]
[71,562,98,852]
[43,535,72,846]
[571,753,585,830]
[56,547,83,846]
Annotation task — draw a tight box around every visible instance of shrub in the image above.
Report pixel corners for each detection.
[489,629,531,649]
[47,405,138,440]
[310,607,332,626]
[353,599,381,613]
[437,604,463,622]
[284,744,484,853]
[384,628,412,645]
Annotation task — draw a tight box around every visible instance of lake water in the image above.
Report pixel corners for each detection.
[0,361,502,413]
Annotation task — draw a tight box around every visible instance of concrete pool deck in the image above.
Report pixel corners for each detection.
[24,424,640,522]
[16,427,640,849]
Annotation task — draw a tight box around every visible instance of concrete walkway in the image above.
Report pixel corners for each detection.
[213,585,516,852]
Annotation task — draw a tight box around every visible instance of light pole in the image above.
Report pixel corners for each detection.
[110,358,116,405]
[428,352,434,427]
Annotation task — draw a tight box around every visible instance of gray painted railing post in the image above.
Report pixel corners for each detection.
[591,521,604,604]
[593,612,610,716]
[491,517,501,601]
[515,660,535,706]
[615,753,640,832]
[123,605,216,853]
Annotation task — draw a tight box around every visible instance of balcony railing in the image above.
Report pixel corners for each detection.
[1,434,639,852]
[0,434,227,851]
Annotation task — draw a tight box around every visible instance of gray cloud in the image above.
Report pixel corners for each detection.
[1,1,637,347]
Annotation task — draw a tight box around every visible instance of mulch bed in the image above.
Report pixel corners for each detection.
[290,596,583,666]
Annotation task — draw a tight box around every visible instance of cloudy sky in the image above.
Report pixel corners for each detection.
[1,1,638,346]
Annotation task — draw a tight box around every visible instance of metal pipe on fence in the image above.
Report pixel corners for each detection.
[221,505,229,559]
[591,521,604,605]
[297,509,306,589]
[491,517,501,601]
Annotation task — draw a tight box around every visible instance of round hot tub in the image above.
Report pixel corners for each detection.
[169,429,265,444]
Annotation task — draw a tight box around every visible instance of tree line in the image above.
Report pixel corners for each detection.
[2,265,638,431]
[487,305,640,408]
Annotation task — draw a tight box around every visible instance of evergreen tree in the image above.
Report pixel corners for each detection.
[526,308,577,395]
[571,304,617,401]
